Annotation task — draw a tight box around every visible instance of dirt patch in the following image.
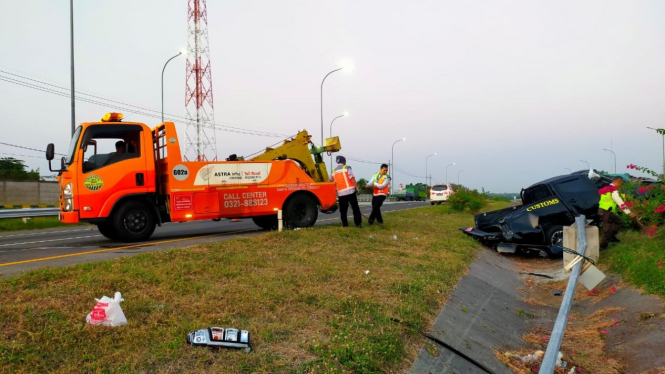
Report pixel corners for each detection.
[500,251,665,373]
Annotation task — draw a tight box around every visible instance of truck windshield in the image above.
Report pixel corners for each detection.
[65,126,82,165]
[432,185,448,191]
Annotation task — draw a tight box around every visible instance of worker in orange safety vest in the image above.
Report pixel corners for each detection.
[366,163,390,225]
[329,156,363,227]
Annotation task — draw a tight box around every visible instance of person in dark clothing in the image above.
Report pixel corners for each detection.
[366,164,390,225]
[329,156,363,227]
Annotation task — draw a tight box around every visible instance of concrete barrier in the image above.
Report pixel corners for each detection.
[0,180,59,206]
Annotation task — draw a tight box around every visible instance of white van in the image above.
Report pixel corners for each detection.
[430,184,453,205]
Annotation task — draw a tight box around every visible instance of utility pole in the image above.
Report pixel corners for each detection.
[70,0,75,135]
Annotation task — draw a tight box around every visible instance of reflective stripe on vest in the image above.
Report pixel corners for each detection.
[373,172,389,196]
[333,165,356,194]
[599,191,618,212]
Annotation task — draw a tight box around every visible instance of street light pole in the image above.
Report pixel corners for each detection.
[329,112,348,171]
[602,149,617,173]
[425,153,436,189]
[458,170,464,186]
[647,127,665,177]
[446,162,456,186]
[70,0,75,136]
[162,51,183,123]
[580,159,590,170]
[320,68,343,147]
[391,138,406,195]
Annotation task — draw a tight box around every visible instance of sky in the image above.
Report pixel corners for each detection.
[1,0,664,193]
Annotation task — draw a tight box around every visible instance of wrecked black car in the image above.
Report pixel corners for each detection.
[461,171,601,256]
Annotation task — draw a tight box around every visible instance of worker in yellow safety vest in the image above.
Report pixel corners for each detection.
[329,156,363,227]
[366,163,391,225]
[598,177,636,249]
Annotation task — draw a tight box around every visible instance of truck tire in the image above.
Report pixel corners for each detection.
[111,201,156,242]
[252,215,278,230]
[284,194,318,228]
[545,225,564,248]
[97,222,119,240]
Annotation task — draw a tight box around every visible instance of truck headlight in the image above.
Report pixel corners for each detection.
[63,183,73,211]
[63,183,73,198]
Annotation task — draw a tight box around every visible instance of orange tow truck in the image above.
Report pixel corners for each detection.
[46,113,341,242]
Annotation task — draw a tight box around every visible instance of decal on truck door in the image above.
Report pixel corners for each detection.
[84,175,104,191]
[194,164,272,185]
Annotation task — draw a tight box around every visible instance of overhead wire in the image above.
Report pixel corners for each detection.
[0,141,66,156]
[339,154,384,165]
[0,152,45,159]
[0,70,288,137]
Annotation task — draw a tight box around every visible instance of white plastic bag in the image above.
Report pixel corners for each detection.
[86,292,127,327]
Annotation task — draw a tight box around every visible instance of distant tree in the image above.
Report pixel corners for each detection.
[0,158,40,181]
[356,178,368,191]
[450,183,469,193]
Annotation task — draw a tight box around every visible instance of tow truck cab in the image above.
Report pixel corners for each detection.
[47,113,340,242]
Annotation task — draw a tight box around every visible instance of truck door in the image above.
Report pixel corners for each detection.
[77,125,148,220]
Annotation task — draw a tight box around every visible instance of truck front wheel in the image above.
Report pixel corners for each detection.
[97,222,119,241]
[284,194,318,228]
[112,201,157,242]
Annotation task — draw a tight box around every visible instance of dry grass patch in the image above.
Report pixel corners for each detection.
[497,307,626,374]
[0,203,503,373]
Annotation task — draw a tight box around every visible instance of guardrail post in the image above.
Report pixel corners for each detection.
[540,215,587,373]
[277,209,283,232]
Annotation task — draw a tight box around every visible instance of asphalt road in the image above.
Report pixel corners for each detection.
[0,201,429,277]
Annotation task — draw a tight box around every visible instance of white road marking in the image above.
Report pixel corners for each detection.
[0,228,94,239]
[0,235,103,248]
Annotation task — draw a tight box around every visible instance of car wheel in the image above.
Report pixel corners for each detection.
[284,194,318,228]
[252,215,278,230]
[545,225,564,248]
[111,201,157,242]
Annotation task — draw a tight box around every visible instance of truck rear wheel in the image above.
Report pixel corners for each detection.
[112,201,156,242]
[252,215,278,230]
[284,194,318,228]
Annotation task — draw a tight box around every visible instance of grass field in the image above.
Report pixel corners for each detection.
[0,216,87,232]
[0,203,508,373]
[603,229,665,298]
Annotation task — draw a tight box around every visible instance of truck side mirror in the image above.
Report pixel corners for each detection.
[61,157,66,170]
[46,143,55,161]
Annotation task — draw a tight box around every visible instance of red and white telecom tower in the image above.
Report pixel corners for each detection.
[184,0,217,161]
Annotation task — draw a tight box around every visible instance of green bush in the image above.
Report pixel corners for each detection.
[448,189,488,214]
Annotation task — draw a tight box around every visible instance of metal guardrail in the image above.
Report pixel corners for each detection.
[540,215,588,373]
[0,208,59,219]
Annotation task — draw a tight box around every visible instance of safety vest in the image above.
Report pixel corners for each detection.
[373,172,389,196]
[332,165,356,195]
[598,185,618,212]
